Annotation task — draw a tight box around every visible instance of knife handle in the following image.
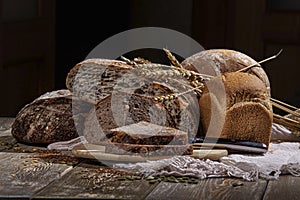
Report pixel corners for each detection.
[191,149,228,160]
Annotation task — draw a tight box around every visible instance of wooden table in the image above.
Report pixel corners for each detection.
[0,118,299,200]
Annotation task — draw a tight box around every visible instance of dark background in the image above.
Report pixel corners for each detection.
[1,0,300,116]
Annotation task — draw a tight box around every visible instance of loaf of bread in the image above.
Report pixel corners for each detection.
[11,90,92,144]
[106,121,188,145]
[83,82,200,143]
[66,59,134,104]
[199,72,273,146]
[181,49,270,92]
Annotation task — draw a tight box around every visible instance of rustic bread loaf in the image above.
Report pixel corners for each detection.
[11,90,92,144]
[181,49,270,92]
[66,59,134,104]
[106,121,188,145]
[199,72,273,146]
[83,82,200,144]
[105,143,193,156]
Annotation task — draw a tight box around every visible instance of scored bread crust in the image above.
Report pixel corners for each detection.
[11,90,92,144]
[199,72,273,146]
[66,59,134,104]
[181,49,270,92]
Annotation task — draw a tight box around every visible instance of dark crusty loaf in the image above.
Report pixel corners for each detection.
[11,90,92,144]
[66,59,134,104]
[106,121,188,145]
[199,72,273,146]
[83,82,200,144]
[181,49,270,92]
[105,143,193,156]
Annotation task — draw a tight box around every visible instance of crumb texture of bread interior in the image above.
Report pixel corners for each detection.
[199,72,272,146]
[107,121,188,145]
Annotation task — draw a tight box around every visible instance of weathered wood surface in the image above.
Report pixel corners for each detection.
[0,117,299,200]
[263,175,300,200]
[0,152,72,199]
[33,161,157,200]
[146,178,267,200]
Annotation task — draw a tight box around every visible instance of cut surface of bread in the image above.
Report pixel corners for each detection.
[106,121,188,145]
[199,72,273,146]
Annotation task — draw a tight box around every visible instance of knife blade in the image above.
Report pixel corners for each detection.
[191,137,268,154]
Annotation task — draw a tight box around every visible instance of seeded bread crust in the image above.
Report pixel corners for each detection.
[11,90,93,144]
[199,72,273,146]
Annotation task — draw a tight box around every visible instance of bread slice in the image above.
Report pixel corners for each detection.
[11,90,93,144]
[199,72,273,146]
[181,49,270,92]
[105,143,193,156]
[106,121,188,145]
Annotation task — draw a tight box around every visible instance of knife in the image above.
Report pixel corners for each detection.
[191,137,268,154]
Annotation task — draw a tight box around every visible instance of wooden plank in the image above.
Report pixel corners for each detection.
[72,144,228,163]
[33,161,158,200]
[198,178,267,200]
[0,152,73,199]
[145,179,205,200]
[0,135,17,151]
[263,175,300,200]
[0,117,14,132]
[146,178,267,200]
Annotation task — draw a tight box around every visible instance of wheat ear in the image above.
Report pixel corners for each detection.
[163,48,182,68]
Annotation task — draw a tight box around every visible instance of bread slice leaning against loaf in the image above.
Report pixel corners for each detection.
[199,72,273,146]
[83,82,200,144]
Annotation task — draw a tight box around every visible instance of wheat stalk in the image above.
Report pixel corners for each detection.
[163,48,182,68]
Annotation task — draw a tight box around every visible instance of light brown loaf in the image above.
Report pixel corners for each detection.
[199,72,273,146]
[181,49,270,92]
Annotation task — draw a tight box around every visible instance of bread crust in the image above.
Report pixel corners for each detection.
[66,59,134,104]
[181,49,270,92]
[11,90,92,144]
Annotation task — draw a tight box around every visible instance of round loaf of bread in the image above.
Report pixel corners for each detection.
[11,90,92,144]
[181,49,270,92]
[199,72,273,146]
